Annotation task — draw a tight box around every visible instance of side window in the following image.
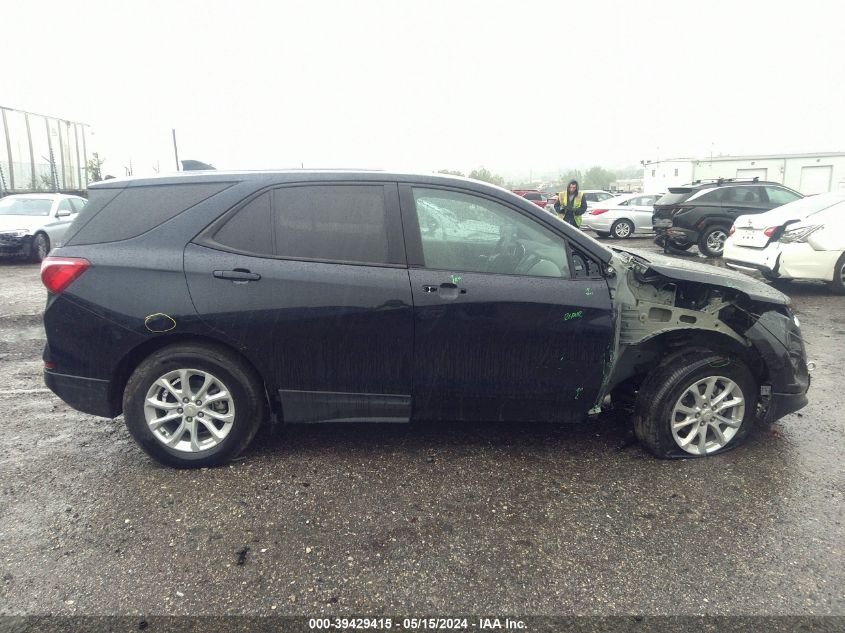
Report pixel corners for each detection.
[272,185,389,264]
[766,187,802,206]
[627,197,643,206]
[57,199,72,214]
[596,192,613,202]
[723,186,764,204]
[213,192,273,255]
[70,198,87,213]
[411,188,570,279]
[693,189,724,204]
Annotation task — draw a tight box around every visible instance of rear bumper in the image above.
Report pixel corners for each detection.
[44,369,118,418]
[724,242,781,275]
[666,226,697,242]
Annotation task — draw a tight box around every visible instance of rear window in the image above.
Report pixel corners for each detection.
[655,191,692,206]
[65,182,231,246]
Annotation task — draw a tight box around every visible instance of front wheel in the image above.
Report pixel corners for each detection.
[30,233,50,262]
[698,226,729,257]
[123,343,266,468]
[634,351,757,458]
[829,252,845,295]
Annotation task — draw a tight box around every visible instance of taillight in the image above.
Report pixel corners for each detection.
[591,209,608,215]
[764,226,777,237]
[729,225,736,236]
[40,257,90,293]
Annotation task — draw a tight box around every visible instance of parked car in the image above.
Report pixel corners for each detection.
[0,194,86,261]
[511,189,548,209]
[652,179,803,257]
[724,192,845,293]
[581,193,663,239]
[42,171,809,467]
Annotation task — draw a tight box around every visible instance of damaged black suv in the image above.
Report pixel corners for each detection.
[41,171,810,467]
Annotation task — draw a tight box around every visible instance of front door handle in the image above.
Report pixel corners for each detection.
[213,269,261,282]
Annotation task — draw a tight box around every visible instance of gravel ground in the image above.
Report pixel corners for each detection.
[0,236,843,618]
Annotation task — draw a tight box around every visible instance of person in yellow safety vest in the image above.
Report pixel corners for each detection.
[553,179,587,228]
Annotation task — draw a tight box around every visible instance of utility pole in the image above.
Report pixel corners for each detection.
[172,129,180,171]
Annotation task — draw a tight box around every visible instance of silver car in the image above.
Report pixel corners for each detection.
[580,193,663,239]
[0,194,86,261]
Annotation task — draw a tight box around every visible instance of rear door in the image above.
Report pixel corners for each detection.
[185,182,414,423]
[400,185,613,422]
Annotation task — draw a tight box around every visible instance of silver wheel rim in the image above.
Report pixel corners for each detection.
[839,260,845,285]
[615,222,632,238]
[144,368,235,453]
[37,236,48,259]
[706,230,727,253]
[670,375,745,455]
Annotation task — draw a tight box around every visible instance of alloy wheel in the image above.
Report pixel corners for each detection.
[144,368,235,452]
[706,230,727,254]
[614,222,632,238]
[670,375,745,455]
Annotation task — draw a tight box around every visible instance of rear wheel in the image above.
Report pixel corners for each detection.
[611,219,634,239]
[829,252,845,295]
[698,226,729,257]
[123,343,266,468]
[634,351,757,458]
[30,233,50,262]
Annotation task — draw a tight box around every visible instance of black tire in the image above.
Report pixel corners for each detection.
[610,219,634,239]
[633,350,757,458]
[698,226,730,258]
[829,252,845,295]
[123,343,266,468]
[30,232,50,262]
[595,231,611,239]
[663,239,693,252]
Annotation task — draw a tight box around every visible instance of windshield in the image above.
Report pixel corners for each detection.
[0,198,53,216]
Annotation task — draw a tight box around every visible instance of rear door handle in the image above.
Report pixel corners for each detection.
[213,269,261,282]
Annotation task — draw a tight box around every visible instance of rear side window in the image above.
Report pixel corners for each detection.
[213,192,273,255]
[66,182,231,246]
[766,187,802,206]
[272,185,389,264]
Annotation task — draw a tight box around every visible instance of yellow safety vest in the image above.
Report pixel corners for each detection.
[558,191,584,227]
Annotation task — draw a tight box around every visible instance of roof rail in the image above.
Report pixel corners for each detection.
[691,176,762,186]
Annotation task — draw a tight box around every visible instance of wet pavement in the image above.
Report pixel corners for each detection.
[0,236,843,617]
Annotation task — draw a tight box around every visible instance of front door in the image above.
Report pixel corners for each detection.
[400,185,614,422]
[185,182,414,423]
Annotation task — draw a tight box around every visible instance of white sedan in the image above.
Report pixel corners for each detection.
[724,192,845,293]
[580,193,663,239]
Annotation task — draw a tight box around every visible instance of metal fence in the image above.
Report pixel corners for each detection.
[0,105,90,195]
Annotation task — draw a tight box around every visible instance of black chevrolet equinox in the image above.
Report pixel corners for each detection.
[41,170,810,467]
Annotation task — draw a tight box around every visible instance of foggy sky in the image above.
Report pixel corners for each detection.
[4,0,843,179]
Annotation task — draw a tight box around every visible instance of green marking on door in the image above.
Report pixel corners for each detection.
[451,274,462,284]
[574,387,584,400]
[585,287,594,296]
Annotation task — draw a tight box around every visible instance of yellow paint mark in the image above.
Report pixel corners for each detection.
[144,313,176,333]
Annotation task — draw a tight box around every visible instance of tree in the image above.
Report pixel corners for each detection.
[467,167,505,187]
[437,169,464,177]
[86,153,105,184]
[581,166,616,191]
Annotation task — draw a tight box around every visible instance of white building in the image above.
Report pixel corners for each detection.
[642,152,845,195]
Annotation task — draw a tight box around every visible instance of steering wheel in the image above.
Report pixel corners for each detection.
[487,237,526,274]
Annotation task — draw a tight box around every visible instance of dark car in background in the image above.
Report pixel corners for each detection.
[652,179,803,257]
[41,171,809,467]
